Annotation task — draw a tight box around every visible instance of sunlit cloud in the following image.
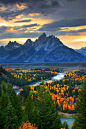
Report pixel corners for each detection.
[32,18,53,26]
[58,34,86,49]
[60,25,86,32]
[0,6,7,11]
[0,17,4,20]
[14,3,27,10]
[28,13,40,17]
[15,14,24,19]
[6,28,17,33]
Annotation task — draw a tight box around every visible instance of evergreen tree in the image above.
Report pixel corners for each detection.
[0,92,18,129]
[0,92,9,110]
[73,81,86,129]
[9,89,23,126]
[4,102,18,129]
[62,121,69,129]
[34,82,61,129]
[24,91,34,123]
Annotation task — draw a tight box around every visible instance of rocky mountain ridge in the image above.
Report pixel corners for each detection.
[0,33,85,63]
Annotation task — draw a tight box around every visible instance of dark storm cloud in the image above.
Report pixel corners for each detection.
[39,18,86,31]
[0,0,28,4]
[52,0,60,7]
[0,0,61,20]
[15,19,31,23]
[0,0,60,8]
[0,8,29,20]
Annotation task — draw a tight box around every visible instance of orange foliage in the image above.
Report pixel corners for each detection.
[19,121,37,129]
[19,88,23,92]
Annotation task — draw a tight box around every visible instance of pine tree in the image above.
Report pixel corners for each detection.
[34,82,61,129]
[73,81,86,129]
[9,89,23,126]
[0,92,18,129]
[4,101,18,129]
[62,121,69,129]
[24,91,35,123]
[0,92,9,110]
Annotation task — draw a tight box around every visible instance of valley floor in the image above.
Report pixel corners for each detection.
[0,62,86,70]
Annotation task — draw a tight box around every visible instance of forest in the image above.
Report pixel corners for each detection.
[0,66,86,129]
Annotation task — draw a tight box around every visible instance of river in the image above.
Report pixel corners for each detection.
[14,72,66,94]
[61,117,75,129]
[14,71,75,128]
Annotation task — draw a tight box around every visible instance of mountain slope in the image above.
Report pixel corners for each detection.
[75,47,86,58]
[0,33,85,63]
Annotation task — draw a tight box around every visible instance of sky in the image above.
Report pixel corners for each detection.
[0,0,86,49]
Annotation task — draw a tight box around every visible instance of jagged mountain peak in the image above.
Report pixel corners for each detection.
[39,33,46,39]
[5,41,21,50]
[24,39,33,47]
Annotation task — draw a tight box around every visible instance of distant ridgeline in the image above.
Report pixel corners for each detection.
[0,33,85,63]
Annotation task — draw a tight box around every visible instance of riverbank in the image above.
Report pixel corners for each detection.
[59,112,77,117]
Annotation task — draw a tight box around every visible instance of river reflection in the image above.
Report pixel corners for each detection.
[61,117,75,129]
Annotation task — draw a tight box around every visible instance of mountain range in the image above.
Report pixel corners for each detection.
[75,47,86,58]
[0,33,85,63]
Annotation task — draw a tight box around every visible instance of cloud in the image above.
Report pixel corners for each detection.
[21,24,39,28]
[0,0,28,5]
[0,8,28,20]
[0,0,61,8]
[15,19,31,23]
[52,0,60,7]
[39,18,86,31]
[67,0,77,1]
[0,31,41,39]
[0,0,61,17]
[0,26,10,33]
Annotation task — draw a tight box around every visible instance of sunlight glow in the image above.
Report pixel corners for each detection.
[60,25,86,31]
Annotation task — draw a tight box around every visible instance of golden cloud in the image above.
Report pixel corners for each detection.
[58,34,86,49]
[14,3,27,10]
[0,6,7,11]
[28,13,40,17]
[60,25,86,32]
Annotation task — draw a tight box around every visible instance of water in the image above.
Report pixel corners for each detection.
[14,72,66,94]
[52,72,66,80]
[61,117,75,129]
[14,88,20,95]
[29,72,66,86]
